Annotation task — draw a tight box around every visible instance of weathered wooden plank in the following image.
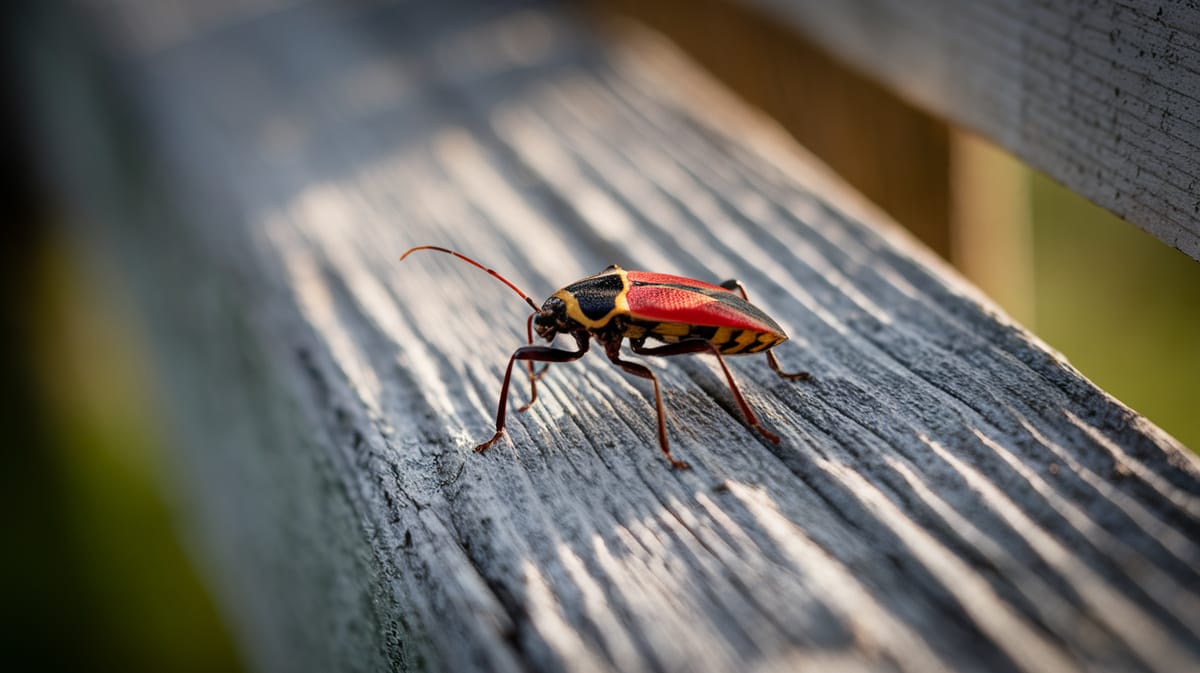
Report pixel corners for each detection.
[30,0,1200,672]
[744,0,1200,261]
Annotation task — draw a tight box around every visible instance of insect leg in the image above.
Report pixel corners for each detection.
[476,334,589,453]
[602,340,689,469]
[719,279,811,381]
[632,339,781,444]
[518,313,551,413]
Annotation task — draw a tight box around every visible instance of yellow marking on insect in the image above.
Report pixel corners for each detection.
[652,322,692,337]
[555,268,630,329]
[623,324,647,339]
[747,338,774,353]
[724,330,762,354]
[711,326,734,346]
[752,333,782,352]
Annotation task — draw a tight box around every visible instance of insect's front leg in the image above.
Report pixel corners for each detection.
[477,332,590,453]
[719,279,811,381]
[517,313,551,413]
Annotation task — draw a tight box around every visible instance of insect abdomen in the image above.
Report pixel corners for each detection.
[624,320,785,354]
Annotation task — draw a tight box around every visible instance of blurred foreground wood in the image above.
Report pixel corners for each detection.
[28,0,1200,671]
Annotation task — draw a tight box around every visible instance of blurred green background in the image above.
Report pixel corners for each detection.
[3,233,245,673]
[1031,174,1200,451]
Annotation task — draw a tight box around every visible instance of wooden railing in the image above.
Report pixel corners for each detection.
[744,0,1200,261]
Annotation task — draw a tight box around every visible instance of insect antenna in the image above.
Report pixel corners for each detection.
[401,245,540,311]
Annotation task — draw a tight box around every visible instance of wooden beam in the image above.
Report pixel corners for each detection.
[27,1,1200,671]
[741,0,1200,261]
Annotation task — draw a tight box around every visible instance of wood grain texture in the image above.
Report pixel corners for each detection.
[37,0,1200,672]
[745,0,1200,261]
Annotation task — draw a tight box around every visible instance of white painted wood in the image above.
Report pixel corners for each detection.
[746,0,1200,261]
[32,0,1200,671]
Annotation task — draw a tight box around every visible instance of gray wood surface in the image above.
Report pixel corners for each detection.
[34,0,1200,671]
[745,0,1200,261]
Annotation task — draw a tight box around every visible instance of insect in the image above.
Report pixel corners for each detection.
[401,245,809,468]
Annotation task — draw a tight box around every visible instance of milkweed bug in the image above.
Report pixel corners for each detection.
[401,246,810,469]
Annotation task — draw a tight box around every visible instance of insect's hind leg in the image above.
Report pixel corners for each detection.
[477,334,589,453]
[631,339,781,444]
[719,279,811,381]
[602,340,689,469]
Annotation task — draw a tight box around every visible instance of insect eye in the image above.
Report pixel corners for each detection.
[539,296,565,316]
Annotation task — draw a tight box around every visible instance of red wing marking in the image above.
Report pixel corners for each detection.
[625,280,782,335]
[625,271,731,293]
